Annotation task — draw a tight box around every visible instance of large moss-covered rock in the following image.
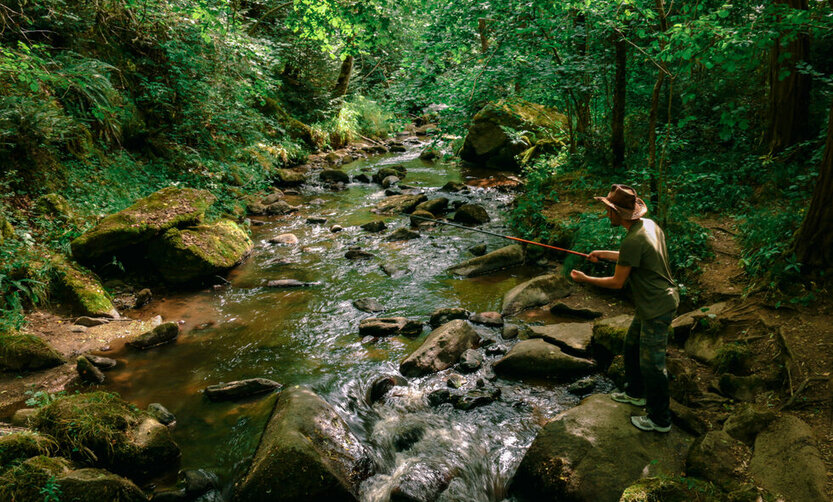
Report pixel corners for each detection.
[0,431,57,467]
[71,187,215,260]
[233,386,373,502]
[57,468,148,501]
[0,332,65,372]
[148,219,252,284]
[447,244,525,277]
[50,256,118,318]
[399,319,479,377]
[459,99,567,170]
[511,395,693,502]
[592,314,632,364]
[0,455,72,501]
[501,274,571,316]
[272,168,307,187]
[33,392,180,479]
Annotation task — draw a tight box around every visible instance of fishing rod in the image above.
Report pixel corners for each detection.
[404,213,590,258]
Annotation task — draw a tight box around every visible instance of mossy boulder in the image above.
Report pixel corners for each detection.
[272,168,307,187]
[0,431,57,468]
[33,392,180,479]
[592,314,632,365]
[0,332,65,372]
[51,255,118,318]
[57,468,148,501]
[459,99,567,170]
[232,386,373,502]
[0,455,72,501]
[71,187,215,261]
[147,219,253,284]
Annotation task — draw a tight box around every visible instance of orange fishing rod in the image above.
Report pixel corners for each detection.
[405,213,590,258]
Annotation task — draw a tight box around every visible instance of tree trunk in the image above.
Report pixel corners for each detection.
[647,70,665,210]
[331,55,354,99]
[573,12,591,142]
[611,36,627,169]
[765,0,811,154]
[478,18,489,53]
[791,100,833,273]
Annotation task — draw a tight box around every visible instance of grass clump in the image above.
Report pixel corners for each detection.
[0,432,58,470]
[713,342,751,375]
[738,208,804,282]
[0,455,71,502]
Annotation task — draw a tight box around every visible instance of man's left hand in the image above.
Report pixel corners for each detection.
[570,269,588,283]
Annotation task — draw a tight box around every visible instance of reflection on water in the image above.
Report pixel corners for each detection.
[102,145,607,500]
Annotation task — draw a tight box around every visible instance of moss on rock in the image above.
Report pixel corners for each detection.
[0,455,72,502]
[0,432,58,469]
[33,193,77,223]
[50,255,118,318]
[147,219,252,284]
[0,332,65,372]
[33,392,180,479]
[620,476,722,502]
[70,187,215,261]
[58,468,148,501]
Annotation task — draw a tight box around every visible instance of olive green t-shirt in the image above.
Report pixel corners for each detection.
[617,218,680,320]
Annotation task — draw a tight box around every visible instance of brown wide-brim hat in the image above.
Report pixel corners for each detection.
[594,184,648,220]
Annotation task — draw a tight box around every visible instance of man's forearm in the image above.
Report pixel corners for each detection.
[597,250,619,261]
[582,275,624,289]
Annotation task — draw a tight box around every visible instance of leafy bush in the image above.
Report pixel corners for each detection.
[738,208,803,280]
[508,152,564,241]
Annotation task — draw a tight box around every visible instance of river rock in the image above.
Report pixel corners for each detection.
[353,298,385,313]
[75,316,109,327]
[372,166,407,184]
[528,323,593,357]
[320,169,350,184]
[390,462,453,502]
[549,298,603,319]
[265,200,299,215]
[400,320,479,377]
[33,391,180,478]
[469,311,503,326]
[385,188,403,196]
[592,314,631,363]
[359,318,423,337]
[355,173,372,183]
[379,262,410,278]
[148,403,176,425]
[76,356,105,384]
[266,279,319,288]
[373,194,427,215]
[126,322,179,349]
[360,220,387,232]
[181,468,220,496]
[232,386,373,502]
[415,198,449,216]
[409,209,435,227]
[382,175,400,188]
[148,220,252,284]
[567,378,596,396]
[459,99,567,170]
[429,307,469,328]
[458,349,482,373]
[386,228,420,241]
[468,243,487,256]
[452,204,490,224]
[722,403,777,445]
[134,288,152,308]
[493,339,594,379]
[502,323,519,339]
[331,225,344,232]
[453,386,500,410]
[204,378,282,401]
[262,190,284,205]
[272,168,306,187]
[51,256,119,318]
[501,274,571,316]
[440,181,466,192]
[307,216,327,224]
[0,332,64,372]
[447,244,524,277]
[749,415,827,502]
[71,187,215,260]
[511,394,692,502]
[54,468,148,501]
[269,233,299,245]
[367,374,408,403]
[685,430,750,491]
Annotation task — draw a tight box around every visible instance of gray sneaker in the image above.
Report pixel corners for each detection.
[630,415,671,433]
[610,392,646,406]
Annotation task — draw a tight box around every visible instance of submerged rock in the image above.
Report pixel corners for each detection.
[266,279,319,288]
[379,262,410,278]
[367,374,408,403]
[358,318,423,337]
[447,244,524,277]
[390,462,454,502]
[511,394,692,502]
[148,219,252,284]
[501,274,571,316]
[493,339,594,379]
[204,378,282,402]
[386,228,420,241]
[345,249,375,260]
[232,386,373,502]
[126,322,179,350]
[458,349,482,373]
[399,320,479,377]
[0,332,64,372]
[71,187,215,261]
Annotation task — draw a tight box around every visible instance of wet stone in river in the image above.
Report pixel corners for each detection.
[346,249,375,260]
[359,317,423,337]
[204,378,282,402]
[367,374,408,403]
[148,403,176,425]
[380,262,410,278]
[429,307,470,328]
[360,220,387,232]
[85,354,117,369]
[353,298,385,313]
[126,322,179,350]
[76,356,105,384]
[470,311,503,326]
[386,228,420,241]
[458,349,482,373]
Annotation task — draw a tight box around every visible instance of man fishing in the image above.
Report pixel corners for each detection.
[569,184,679,433]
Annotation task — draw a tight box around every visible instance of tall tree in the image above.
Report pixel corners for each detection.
[331,54,354,98]
[611,35,626,169]
[790,99,833,273]
[765,0,811,154]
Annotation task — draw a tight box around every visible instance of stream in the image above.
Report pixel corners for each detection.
[100,140,612,501]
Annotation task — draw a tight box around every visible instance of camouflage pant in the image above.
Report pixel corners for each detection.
[623,311,675,427]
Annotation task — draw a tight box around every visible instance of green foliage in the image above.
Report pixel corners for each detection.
[714,342,751,375]
[738,208,804,280]
[316,95,395,148]
[40,477,62,502]
[508,153,563,241]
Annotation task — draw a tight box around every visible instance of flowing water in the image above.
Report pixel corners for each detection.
[101,141,611,501]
